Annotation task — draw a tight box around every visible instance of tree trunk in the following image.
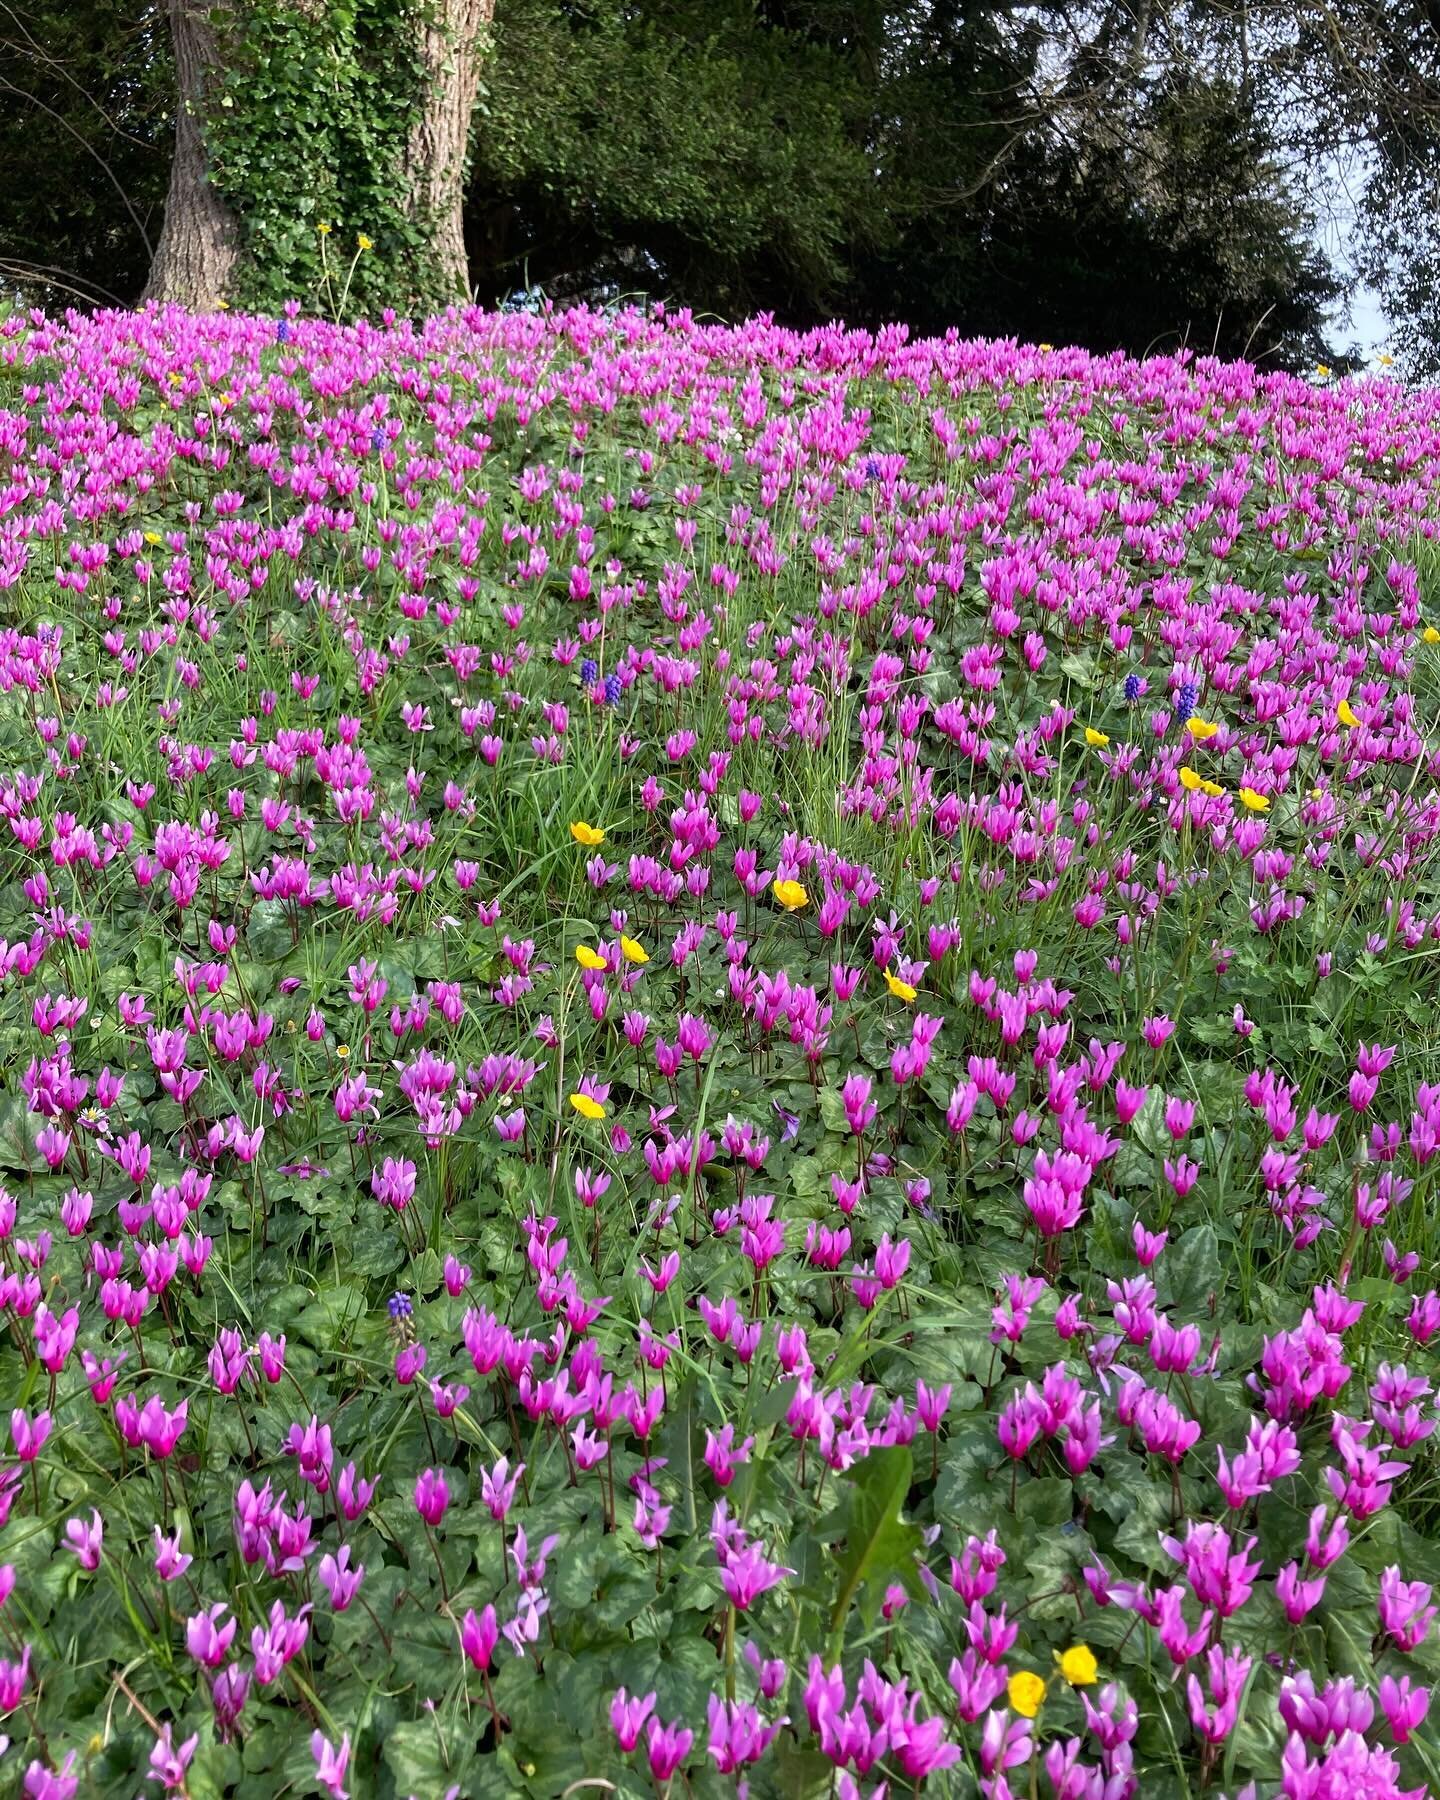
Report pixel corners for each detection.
[144,0,240,309]
[402,0,495,301]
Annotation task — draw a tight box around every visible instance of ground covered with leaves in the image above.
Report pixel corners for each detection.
[2,304,1440,1798]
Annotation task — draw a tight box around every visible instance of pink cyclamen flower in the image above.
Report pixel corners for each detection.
[185,1603,236,1668]
[646,1715,694,1780]
[147,1724,199,1792]
[153,1526,192,1582]
[460,1603,498,1673]
[62,1510,102,1571]
[1378,1567,1437,1652]
[1379,1674,1430,1743]
[311,1730,351,1799]
[481,1456,523,1520]
[413,1467,450,1526]
[611,1686,657,1751]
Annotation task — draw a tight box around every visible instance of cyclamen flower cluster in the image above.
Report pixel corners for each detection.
[2,304,1440,1794]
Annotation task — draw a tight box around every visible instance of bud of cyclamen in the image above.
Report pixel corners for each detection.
[1055,1295,1085,1340]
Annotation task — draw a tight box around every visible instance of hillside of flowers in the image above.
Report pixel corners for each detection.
[2,300,1440,1799]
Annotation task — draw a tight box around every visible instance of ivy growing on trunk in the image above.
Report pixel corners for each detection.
[198,0,467,314]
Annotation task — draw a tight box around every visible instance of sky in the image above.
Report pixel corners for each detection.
[1341,283,1390,358]
[1317,156,1392,361]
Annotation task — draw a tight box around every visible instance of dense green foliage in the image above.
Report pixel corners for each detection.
[468,0,879,319]
[0,3,169,306]
[200,0,442,314]
[0,0,1357,364]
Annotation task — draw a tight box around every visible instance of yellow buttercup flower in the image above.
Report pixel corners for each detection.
[1238,787,1270,812]
[317,221,332,237]
[619,935,648,965]
[884,971,918,1003]
[1059,1644,1099,1687]
[1008,1671,1047,1717]
[1315,363,1331,379]
[1201,779,1224,798]
[773,879,808,912]
[357,233,373,251]
[1337,700,1360,728]
[1424,627,1440,644]
[1084,727,1109,748]
[1186,717,1220,741]
[570,821,605,846]
[575,945,608,971]
[1179,766,1203,792]
[1380,353,1394,367]
[569,1093,605,1120]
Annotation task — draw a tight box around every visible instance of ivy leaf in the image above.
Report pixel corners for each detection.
[382,1716,474,1794]
[934,1420,1004,1530]
[1159,1223,1222,1317]
[816,1085,849,1134]
[1015,1476,1074,1527]
[0,1092,41,1171]
[819,1444,923,1659]
[1321,1599,1379,1684]
[291,1282,367,1352]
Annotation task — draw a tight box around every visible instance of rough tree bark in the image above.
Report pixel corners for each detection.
[401,0,495,301]
[143,0,240,309]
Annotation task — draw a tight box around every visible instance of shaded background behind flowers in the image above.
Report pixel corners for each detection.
[1,306,1440,1798]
